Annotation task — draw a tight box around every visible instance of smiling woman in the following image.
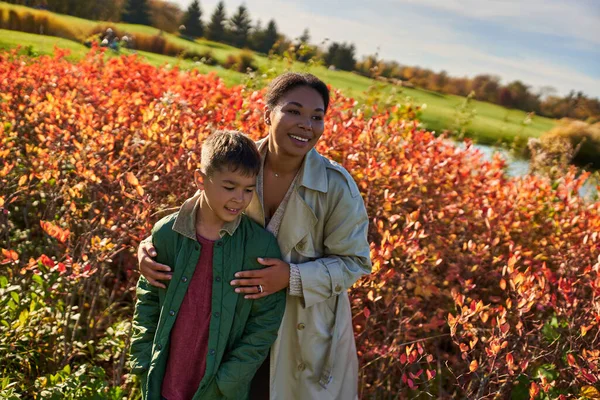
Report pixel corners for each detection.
[138,72,371,400]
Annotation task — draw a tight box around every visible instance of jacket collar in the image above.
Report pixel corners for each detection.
[172,191,241,240]
[256,137,328,194]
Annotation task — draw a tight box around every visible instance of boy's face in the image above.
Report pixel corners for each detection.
[196,167,257,224]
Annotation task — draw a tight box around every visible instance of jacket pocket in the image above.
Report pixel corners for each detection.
[294,234,322,260]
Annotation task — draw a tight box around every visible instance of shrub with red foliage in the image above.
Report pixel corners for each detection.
[1,49,599,398]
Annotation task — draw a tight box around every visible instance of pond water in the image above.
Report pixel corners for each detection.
[464,142,598,200]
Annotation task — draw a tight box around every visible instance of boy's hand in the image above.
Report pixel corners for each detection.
[230,258,290,299]
[138,237,172,289]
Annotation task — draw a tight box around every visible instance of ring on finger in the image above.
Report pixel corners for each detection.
[257,284,263,293]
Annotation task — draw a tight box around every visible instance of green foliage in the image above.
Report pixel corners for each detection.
[181,0,203,38]
[324,41,356,71]
[452,90,477,139]
[206,1,226,42]
[121,0,151,26]
[227,5,251,48]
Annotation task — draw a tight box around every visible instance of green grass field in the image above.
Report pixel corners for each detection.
[0,1,558,145]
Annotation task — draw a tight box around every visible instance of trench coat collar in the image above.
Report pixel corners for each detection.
[256,137,328,194]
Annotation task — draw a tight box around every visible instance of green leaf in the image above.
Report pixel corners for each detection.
[0,276,8,289]
[535,364,559,381]
[511,374,530,400]
[10,292,19,304]
[32,274,44,286]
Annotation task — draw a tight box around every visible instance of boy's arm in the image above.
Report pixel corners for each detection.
[129,275,160,374]
[129,216,175,374]
[215,235,286,398]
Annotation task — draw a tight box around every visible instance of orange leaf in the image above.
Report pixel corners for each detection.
[40,221,70,243]
[126,172,139,186]
[1,248,19,264]
[469,359,479,373]
[567,353,577,367]
[529,382,540,398]
[506,353,514,366]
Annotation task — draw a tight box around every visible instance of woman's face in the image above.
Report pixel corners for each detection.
[265,85,326,158]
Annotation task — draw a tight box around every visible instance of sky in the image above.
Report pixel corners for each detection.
[171,0,600,98]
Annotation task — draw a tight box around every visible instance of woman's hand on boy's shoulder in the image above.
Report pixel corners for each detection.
[138,238,172,289]
[230,257,290,299]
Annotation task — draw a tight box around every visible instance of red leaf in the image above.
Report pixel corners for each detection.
[426,369,436,380]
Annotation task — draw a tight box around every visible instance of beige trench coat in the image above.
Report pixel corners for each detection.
[245,140,372,400]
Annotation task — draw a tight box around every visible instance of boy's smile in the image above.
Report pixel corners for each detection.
[196,167,257,233]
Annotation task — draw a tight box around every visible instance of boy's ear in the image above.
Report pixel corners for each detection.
[264,107,272,126]
[194,169,205,191]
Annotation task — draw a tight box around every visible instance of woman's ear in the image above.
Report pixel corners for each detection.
[194,169,205,191]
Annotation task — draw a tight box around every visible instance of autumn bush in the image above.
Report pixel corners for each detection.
[1,49,599,399]
[0,7,84,40]
[223,50,258,73]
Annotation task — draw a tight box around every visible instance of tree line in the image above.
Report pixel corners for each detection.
[5,0,599,121]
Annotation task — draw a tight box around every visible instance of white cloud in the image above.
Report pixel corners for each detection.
[393,0,600,46]
[171,0,600,97]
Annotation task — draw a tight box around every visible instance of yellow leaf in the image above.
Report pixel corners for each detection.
[581,386,600,399]
[18,175,28,186]
[136,185,145,196]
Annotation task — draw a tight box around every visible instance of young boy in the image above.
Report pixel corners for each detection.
[130,130,286,400]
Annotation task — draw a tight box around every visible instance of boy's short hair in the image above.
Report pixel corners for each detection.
[201,130,261,177]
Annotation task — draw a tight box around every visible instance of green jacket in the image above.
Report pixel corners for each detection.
[130,191,286,400]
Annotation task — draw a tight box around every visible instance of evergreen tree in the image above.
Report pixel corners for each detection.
[298,28,310,44]
[121,0,151,25]
[259,19,278,54]
[228,5,252,48]
[181,0,203,38]
[206,1,226,42]
[249,19,263,51]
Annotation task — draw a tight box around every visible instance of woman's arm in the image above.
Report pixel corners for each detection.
[232,174,371,306]
[137,237,172,289]
[292,185,371,308]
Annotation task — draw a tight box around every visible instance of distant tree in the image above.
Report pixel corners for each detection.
[257,19,278,54]
[181,0,203,37]
[432,70,449,92]
[498,87,513,107]
[206,1,226,42]
[505,80,532,110]
[325,42,356,71]
[122,0,151,25]
[471,74,500,103]
[228,5,252,47]
[149,0,183,32]
[298,28,310,45]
